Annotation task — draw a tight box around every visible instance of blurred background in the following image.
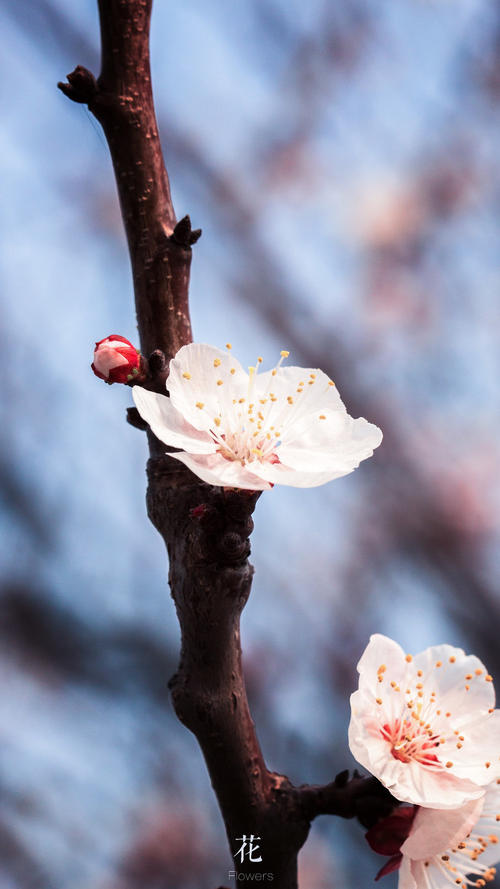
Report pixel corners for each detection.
[1,0,500,886]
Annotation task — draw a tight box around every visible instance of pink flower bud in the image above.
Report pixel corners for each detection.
[92,335,141,384]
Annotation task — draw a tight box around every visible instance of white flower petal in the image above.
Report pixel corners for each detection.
[404,859,441,889]
[448,710,500,784]
[277,414,382,473]
[401,797,484,860]
[254,366,343,424]
[250,461,354,488]
[398,856,417,889]
[169,451,272,490]
[398,783,500,889]
[132,388,216,454]
[167,343,248,431]
[412,645,494,715]
[357,634,408,695]
[348,687,484,808]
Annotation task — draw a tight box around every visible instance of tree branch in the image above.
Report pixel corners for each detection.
[295,771,397,829]
[58,0,195,362]
[58,3,390,887]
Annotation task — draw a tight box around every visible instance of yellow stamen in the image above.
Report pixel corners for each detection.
[226,343,232,350]
[196,402,204,409]
[182,372,191,380]
[214,417,221,427]
[217,379,223,386]
[213,358,221,367]
[280,350,289,358]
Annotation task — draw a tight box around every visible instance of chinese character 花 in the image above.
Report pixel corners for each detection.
[234,834,263,863]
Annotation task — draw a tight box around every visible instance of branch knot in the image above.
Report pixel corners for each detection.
[170,214,202,247]
[58,65,98,104]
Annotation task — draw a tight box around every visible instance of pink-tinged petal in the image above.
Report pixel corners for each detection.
[401,797,484,860]
[470,782,500,867]
[448,710,500,784]
[169,451,272,490]
[397,857,418,889]
[95,347,129,375]
[132,388,216,454]
[350,691,484,808]
[412,644,495,714]
[167,343,248,431]
[356,634,408,695]
[375,854,403,881]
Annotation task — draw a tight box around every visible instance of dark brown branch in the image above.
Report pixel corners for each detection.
[58,0,195,362]
[146,458,310,886]
[295,771,397,829]
[59,4,381,887]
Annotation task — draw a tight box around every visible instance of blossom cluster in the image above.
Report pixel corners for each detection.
[349,635,500,888]
[91,337,498,887]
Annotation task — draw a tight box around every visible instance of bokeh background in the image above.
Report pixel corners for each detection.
[1,0,500,886]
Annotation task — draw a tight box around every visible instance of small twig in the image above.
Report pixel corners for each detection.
[295,772,397,829]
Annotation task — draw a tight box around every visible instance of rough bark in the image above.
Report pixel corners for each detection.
[59,3,394,886]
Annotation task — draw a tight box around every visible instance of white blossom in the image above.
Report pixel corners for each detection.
[349,635,500,809]
[133,343,382,490]
[399,784,500,888]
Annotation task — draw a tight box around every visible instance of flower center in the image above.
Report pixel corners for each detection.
[214,430,281,466]
[372,653,498,775]
[381,720,440,767]
[205,348,332,466]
